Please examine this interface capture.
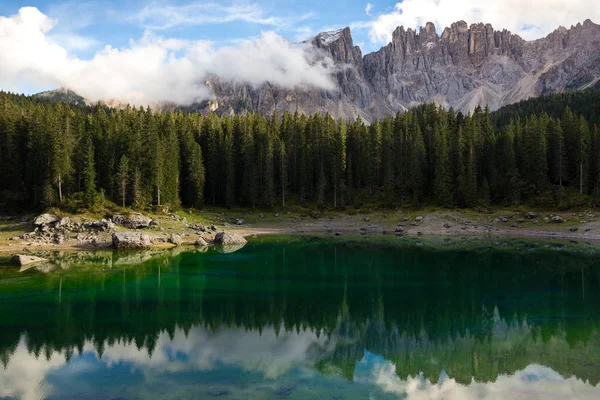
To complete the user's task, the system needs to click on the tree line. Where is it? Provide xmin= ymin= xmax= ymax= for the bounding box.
xmin=0 ymin=90 xmax=599 ymax=211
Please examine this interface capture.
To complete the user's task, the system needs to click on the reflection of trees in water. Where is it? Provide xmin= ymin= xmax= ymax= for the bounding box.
xmin=0 ymin=241 xmax=599 ymax=383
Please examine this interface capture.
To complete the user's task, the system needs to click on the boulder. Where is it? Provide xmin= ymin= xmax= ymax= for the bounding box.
xmin=311 ymin=211 xmax=322 ymax=219
xmin=415 ymin=216 xmax=424 ymax=222
xmin=214 ymin=231 xmax=248 ymax=246
xmin=86 ymin=219 xmax=115 ymax=231
xmin=33 ymin=213 xmax=59 ymax=226
xmin=11 ymin=255 xmax=47 ymax=266
xmin=524 ymin=212 xmax=538 ymax=219
xmin=195 ymin=237 xmax=208 ymax=247
xmin=55 ymin=217 xmax=72 ymax=228
xmin=169 ymin=234 xmax=183 ymax=246
xmin=552 ymin=216 xmax=566 ymax=223
xmin=112 ymin=213 xmax=153 ymax=229
xmin=235 ymin=219 xmax=245 ymax=226
xmin=570 ymin=227 xmax=579 ymax=232
xmin=112 ymin=232 xmax=152 ymax=249
xmin=443 ymin=223 xmax=452 ymax=229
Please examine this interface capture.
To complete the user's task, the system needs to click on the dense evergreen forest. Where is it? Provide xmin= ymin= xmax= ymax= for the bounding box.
xmin=0 ymin=90 xmax=599 ymax=211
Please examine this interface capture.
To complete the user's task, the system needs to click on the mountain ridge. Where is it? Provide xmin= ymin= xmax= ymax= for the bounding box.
xmin=35 ymin=20 xmax=600 ymax=121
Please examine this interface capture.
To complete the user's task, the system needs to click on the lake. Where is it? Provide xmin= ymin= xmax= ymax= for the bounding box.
xmin=1 ymin=236 xmax=600 ymax=399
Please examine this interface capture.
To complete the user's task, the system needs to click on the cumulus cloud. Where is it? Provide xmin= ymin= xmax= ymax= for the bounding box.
xmin=365 ymin=3 xmax=374 ymax=16
xmin=0 ymin=7 xmax=336 ymax=107
xmin=368 ymin=0 xmax=600 ymax=45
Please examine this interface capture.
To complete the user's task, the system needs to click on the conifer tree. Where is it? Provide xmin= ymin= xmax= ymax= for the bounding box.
xmin=82 ymin=135 xmax=96 ymax=207
xmin=117 ymin=155 xmax=129 ymax=207
xmin=433 ymin=120 xmax=453 ymax=206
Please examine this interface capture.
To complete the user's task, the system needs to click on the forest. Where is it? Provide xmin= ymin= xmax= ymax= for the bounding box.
xmin=0 ymin=89 xmax=599 ymax=212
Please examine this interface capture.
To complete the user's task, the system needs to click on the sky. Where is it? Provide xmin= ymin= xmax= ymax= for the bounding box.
xmin=0 ymin=0 xmax=599 ymax=105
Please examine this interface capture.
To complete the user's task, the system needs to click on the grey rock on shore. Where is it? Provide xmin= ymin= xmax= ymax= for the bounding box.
xmin=112 ymin=232 xmax=152 ymax=249
xmin=112 ymin=213 xmax=153 ymax=229
xmin=214 ymin=231 xmax=248 ymax=245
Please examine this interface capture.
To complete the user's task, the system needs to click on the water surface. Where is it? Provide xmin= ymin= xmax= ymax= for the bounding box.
xmin=1 ymin=237 xmax=600 ymax=399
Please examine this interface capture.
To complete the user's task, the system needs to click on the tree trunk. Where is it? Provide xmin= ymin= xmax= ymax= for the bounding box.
xmin=157 ymin=183 xmax=161 ymax=206
xmin=334 ymin=182 xmax=337 ymax=209
xmin=581 ymin=162 xmax=584 ymax=194
xmin=58 ymin=174 xmax=63 ymax=203
xmin=281 ymin=147 xmax=285 ymax=208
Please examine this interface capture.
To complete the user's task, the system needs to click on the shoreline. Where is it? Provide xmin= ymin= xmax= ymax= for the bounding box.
xmin=2 ymin=208 xmax=600 ymax=254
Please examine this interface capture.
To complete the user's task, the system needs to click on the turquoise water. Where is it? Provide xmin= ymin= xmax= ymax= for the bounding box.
xmin=1 ymin=237 xmax=600 ymax=399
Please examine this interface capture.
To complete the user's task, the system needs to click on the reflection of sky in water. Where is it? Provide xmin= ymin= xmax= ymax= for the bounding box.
xmin=2 ymin=320 xmax=600 ymax=400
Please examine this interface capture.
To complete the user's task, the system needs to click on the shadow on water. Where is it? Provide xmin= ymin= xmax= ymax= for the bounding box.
xmin=1 ymin=236 xmax=600 ymax=399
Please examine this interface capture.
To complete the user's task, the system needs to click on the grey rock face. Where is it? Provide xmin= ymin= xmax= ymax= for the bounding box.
xmin=198 ymin=20 xmax=600 ymax=121
xmin=112 ymin=232 xmax=152 ymax=249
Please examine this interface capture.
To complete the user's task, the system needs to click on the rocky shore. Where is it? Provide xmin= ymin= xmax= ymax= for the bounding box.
xmin=1 ymin=208 xmax=600 ymax=256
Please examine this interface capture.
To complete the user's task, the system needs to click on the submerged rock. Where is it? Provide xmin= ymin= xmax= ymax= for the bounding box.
xmin=216 ymin=243 xmax=247 ymax=254
xmin=11 ymin=254 xmax=48 ymax=266
xmin=112 ymin=232 xmax=152 ymax=249
xmin=214 ymin=231 xmax=247 ymax=245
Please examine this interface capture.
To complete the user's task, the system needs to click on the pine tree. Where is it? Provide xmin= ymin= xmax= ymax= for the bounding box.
xmin=547 ymin=118 xmax=565 ymax=186
xmin=82 ymin=135 xmax=96 ymax=207
xmin=433 ymin=120 xmax=453 ymax=206
xmin=117 ymin=155 xmax=129 ymax=208
xmin=457 ymin=122 xmax=477 ymax=207
xmin=576 ymin=116 xmax=591 ymax=194
xmin=332 ymin=119 xmax=347 ymax=208
xmin=222 ymin=117 xmax=235 ymax=207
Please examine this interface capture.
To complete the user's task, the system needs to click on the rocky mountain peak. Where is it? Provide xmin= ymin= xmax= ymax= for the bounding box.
xmin=37 ymin=20 xmax=600 ymax=122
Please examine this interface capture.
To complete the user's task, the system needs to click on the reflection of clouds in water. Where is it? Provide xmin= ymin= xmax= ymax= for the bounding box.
xmin=2 ymin=321 xmax=600 ymax=400
xmin=360 ymin=355 xmax=600 ymax=399
xmin=97 ymin=325 xmax=332 ymax=379
xmin=0 ymin=338 xmax=65 ymax=400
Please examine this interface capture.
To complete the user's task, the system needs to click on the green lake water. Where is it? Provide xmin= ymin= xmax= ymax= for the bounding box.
xmin=1 ymin=236 xmax=600 ymax=399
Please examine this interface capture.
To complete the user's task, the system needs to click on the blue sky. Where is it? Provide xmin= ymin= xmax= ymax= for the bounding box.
xmin=0 ymin=0 xmax=399 ymax=56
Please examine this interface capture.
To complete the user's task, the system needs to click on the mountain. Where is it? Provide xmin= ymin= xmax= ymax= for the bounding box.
xmin=193 ymin=20 xmax=600 ymax=121
xmin=36 ymin=20 xmax=600 ymax=121
xmin=34 ymin=88 xmax=88 ymax=106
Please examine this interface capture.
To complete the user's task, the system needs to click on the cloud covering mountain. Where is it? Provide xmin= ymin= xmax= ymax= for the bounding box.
xmin=0 ymin=7 xmax=336 ymax=106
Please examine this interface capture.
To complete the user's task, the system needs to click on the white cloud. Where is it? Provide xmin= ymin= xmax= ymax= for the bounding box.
xmin=0 ymin=7 xmax=335 ymax=107
xmin=365 ymin=3 xmax=374 ymax=17
xmin=367 ymin=0 xmax=600 ymax=45
xmin=48 ymin=33 xmax=99 ymax=51
xmin=137 ymin=2 xmax=282 ymax=30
